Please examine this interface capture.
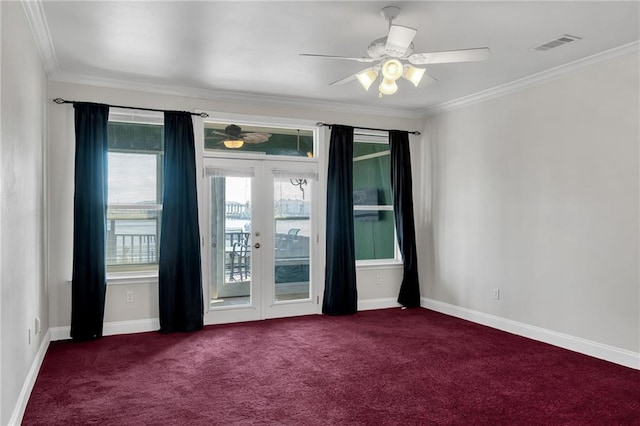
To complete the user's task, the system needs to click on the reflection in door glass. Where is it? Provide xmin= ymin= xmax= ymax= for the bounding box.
xmin=204 ymin=123 xmax=314 ymax=158
xmin=210 ymin=176 xmax=252 ymax=308
xmin=274 ymin=176 xmax=311 ymax=301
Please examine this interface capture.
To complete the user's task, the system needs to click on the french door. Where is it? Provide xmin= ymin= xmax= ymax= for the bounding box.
xmin=202 ymin=157 xmax=319 ymax=324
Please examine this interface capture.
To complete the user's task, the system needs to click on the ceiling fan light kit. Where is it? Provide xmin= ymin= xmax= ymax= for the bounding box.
xmin=356 ymin=68 xmax=379 ymax=91
xmin=378 ymin=78 xmax=398 ymax=96
xmin=403 ymin=65 xmax=426 ymax=87
xmin=300 ymin=5 xmax=489 ymax=97
xmin=381 ymin=58 xmax=403 ymax=80
xmin=223 ymin=139 xmax=244 ymax=149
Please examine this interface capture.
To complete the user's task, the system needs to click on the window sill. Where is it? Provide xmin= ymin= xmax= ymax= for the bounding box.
xmin=356 ymin=261 xmax=403 ymax=270
xmin=107 ymin=271 xmax=158 ymax=285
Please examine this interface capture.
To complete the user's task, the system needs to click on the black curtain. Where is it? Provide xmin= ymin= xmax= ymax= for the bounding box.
xmin=323 ymin=125 xmax=358 ymax=315
xmin=158 ymin=112 xmax=203 ymax=333
xmin=71 ymin=102 xmax=110 ymax=341
xmin=390 ymin=130 xmax=421 ymax=308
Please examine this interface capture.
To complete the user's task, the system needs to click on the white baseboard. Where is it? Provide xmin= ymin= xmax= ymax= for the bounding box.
xmin=8 ymin=330 xmax=51 ymax=426
xmin=49 ymin=326 xmax=69 ymax=341
xmin=50 ymin=318 xmax=160 ymax=341
xmin=358 ymin=297 xmax=401 ymax=311
xmin=422 ymin=297 xmax=640 ymax=370
xmin=49 ymin=303 xmax=402 ymax=340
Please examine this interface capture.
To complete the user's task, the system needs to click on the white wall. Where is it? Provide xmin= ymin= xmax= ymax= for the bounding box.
xmin=48 ymin=80 xmax=421 ymax=330
xmin=0 ymin=2 xmax=48 ymax=424
xmin=415 ymin=53 xmax=639 ymax=354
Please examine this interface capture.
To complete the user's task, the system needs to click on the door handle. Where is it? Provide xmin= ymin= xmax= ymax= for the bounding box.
xmin=254 ymin=242 xmax=261 ymax=249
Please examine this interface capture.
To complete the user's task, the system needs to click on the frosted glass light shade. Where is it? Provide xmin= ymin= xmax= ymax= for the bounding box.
xmin=356 ymin=68 xmax=379 ymax=91
xmin=404 ymin=65 xmax=426 ymax=87
xmin=378 ymin=78 xmax=398 ymax=96
xmin=224 ymin=139 xmax=244 ymax=149
xmin=381 ymin=59 xmax=403 ymax=81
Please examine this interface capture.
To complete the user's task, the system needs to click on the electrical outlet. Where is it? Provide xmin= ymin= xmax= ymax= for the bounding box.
xmin=376 ymin=275 xmax=382 ymax=285
xmin=35 ymin=317 xmax=41 ymax=334
xmin=126 ymin=291 xmax=134 ymax=303
xmin=493 ymin=288 xmax=500 ymax=300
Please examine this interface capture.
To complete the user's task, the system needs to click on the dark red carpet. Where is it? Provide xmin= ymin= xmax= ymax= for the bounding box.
xmin=23 ymin=309 xmax=640 ymax=425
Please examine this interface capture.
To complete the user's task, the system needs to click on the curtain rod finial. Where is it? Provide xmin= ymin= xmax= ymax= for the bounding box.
xmin=53 ymin=98 xmax=66 ymax=104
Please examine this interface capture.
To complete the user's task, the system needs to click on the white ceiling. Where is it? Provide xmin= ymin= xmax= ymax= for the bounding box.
xmin=33 ymin=1 xmax=640 ymax=115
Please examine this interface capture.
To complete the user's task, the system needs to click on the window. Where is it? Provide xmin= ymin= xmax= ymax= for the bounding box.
xmin=204 ymin=122 xmax=314 ymax=158
xmin=353 ymin=133 xmax=399 ymax=263
xmin=106 ymin=116 xmax=163 ymax=272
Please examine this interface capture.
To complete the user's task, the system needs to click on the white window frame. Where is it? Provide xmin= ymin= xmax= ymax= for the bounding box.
xmin=201 ymin=111 xmax=319 ymax=162
xmin=106 ymin=109 xmax=164 ymax=281
xmin=353 ymin=131 xmax=401 ymax=267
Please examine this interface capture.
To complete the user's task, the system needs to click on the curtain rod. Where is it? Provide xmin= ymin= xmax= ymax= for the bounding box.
xmin=316 ymin=121 xmax=421 ymax=136
xmin=53 ymin=98 xmax=209 ymax=118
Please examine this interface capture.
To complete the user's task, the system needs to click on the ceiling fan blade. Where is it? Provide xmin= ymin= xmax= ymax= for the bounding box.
xmin=408 ymin=47 xmax=490 ymax=65
xmin=329 ymin=73 xmax=357 ymax=86
xmin=242 ymin=133 xmax=271 ymax=144
xmin=299 ymin=53 xmax=377 ymax=63
xmin=384 ymin=25 xmax=417 ymax=56
xmin=209 ymin=129 xmax=232 ymax=137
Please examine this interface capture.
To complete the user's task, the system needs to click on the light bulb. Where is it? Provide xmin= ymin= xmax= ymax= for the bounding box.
xmin=381 ymin=59 xmax=403 ymax=81
xmin=356 ymin=68 xmax=379 ymax=91
xmin=403 ymin=65 xmax=426 ymax=87
xmin=378 ymin=78 xmax=398 ymax=96
xmin=223 ymin=139 xmax=244 ymax=149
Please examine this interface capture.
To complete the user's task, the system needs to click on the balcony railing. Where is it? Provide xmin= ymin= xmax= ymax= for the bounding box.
xmin=107 ymin=232 xmax=157 ymax=265
xmin=105 ymin=229 xmax=308 ymax=268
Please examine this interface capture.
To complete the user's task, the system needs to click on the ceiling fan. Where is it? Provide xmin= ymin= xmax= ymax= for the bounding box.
xmin=205 ymin=124 xmax=271 ymax=149
xmin=300 ymin=6 xmax=490 ymax=97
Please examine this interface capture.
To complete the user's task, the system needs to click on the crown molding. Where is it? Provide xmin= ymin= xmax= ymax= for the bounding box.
xmin=49 ymin=71 xmax=426 ymax=120
xmin=24 ymin=0 xmax=421 ymax=119
xmin=21 ymin=0 xmax=59 ymax=76
xmin=25 ymin=0 xmax=638 ymax=122
xmin=422 ymin=40 xmax=640 ymax=117
xmin=50 ymin=39 xmax=639 ymax=122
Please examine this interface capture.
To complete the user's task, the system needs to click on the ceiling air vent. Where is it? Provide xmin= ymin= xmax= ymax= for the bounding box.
xmin=534 ymin=34 xmax=582 ymax=51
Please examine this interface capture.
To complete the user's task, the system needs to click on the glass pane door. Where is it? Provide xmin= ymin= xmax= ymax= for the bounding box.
xmin=209 ymin=174 xmax=252 ymax=305
xmin=202 ymin=158 xmax=318 ymax=324
xmin=273 ymin=174 xmax=312 ymax=302
xmin=204 ymin=160 xmax=261 ymax=324
xmin=263 ymin=162 xmax=318 ymax=319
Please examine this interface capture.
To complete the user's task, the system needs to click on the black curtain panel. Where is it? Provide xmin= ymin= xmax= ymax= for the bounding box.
xmin=71 ymin=102 xmax=110 ymax=341
xmin=390 ymin=130 xmax=421 ymax=308
xmin=323 ymin=125 xmax=358 ymax=315
xmin=159 ymin=112 xmax=203 ymax=333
